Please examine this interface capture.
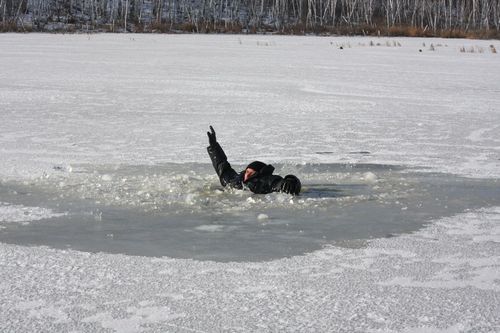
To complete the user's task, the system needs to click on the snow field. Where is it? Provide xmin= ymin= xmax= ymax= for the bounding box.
xmin=0 ymin=34 xmax=499 ymax=179
xmin=0 ymin=34 xmax=500 ymax=332
xmin=1 ymin=207 xmax=499 ymax=332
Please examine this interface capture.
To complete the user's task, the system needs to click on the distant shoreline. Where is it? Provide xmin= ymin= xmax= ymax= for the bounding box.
xmin=2 ymin=0 xmax=500 ymax=40
xmin=2 ymin=27 xmax=500 ymax=40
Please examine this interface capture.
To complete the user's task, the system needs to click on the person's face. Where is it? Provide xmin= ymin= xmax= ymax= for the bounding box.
xmin=244 ymin=168 xmax=256 ymax=182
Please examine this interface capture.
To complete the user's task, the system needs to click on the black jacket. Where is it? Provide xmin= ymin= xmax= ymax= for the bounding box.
xmin=207 ymin=142 xmax=284 ymax=194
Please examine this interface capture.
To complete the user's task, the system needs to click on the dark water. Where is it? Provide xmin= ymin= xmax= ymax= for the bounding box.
xmin=0 ymin=163 xmax=499 ymax=262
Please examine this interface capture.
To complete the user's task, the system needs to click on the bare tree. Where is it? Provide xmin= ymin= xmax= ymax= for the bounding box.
xmin=2 ymin=0 xmax=500 ymax=33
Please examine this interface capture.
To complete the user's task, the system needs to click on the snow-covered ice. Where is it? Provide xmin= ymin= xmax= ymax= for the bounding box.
xmin=1 ymin=34 xmax=500 ymax=332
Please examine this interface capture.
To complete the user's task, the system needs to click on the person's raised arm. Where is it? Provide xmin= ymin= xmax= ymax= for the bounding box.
xmin=206 ymin=126 xmax=241 ymax=188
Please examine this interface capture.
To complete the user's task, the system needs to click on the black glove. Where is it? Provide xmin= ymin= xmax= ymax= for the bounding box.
xmin=207 ymin=125 xmax=217 ymax=146
xmin=280 ymin=175 xmax=301 ymax=195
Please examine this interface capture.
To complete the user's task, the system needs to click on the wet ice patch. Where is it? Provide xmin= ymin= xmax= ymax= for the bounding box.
xmin=0 ymin=163 xmax=499 ymax=262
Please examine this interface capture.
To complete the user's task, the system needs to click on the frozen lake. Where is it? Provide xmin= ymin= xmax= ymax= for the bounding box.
xmin=1 ymin=34 xmax=499 ymax=332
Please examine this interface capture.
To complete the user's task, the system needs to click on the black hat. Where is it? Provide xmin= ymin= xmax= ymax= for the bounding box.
xmin=246 ymin=161 xmax=267 ymax=172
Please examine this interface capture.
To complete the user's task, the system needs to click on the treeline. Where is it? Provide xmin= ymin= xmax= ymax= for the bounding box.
xmin=1 ymin=0 xmax=500 ymax=37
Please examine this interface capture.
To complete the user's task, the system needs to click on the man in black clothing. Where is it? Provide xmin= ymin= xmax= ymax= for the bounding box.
xmin=207 ymin=126 xmax=301 ymax=195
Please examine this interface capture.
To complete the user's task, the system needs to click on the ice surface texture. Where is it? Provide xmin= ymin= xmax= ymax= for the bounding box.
xmin=1 ymin=208 xmax=499 ymax=332
xmin=1 ymin=34 xmax=500 ymax=332
xmin=0 ymin=34 xmax=499 ymax=180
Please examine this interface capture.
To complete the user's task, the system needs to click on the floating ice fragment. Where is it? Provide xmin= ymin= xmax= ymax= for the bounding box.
xmin=101 ymin=174 xmax=113 ymax=181
xmin=195 ymin=225 xmax=224 ymax=232
xmin=362 ymin=172 xmax=377 ymax=183
xmin=185 ymin=193 xmax=198 ymax=205
xmin=0 ymin=203 xmax=67 ymax=223
xmin=257 ymin=213 xmax=269 ymax=221
xmin=274 ymin=193 xmax=288 ymax=203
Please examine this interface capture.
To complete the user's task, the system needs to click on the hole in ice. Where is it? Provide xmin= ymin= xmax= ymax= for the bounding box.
xmin=0 ymin=163 xmax=499 ymax=262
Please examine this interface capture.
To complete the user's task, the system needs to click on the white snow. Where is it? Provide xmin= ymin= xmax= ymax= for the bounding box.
xmin=1 ymin=34 xmax=499 ymax=332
